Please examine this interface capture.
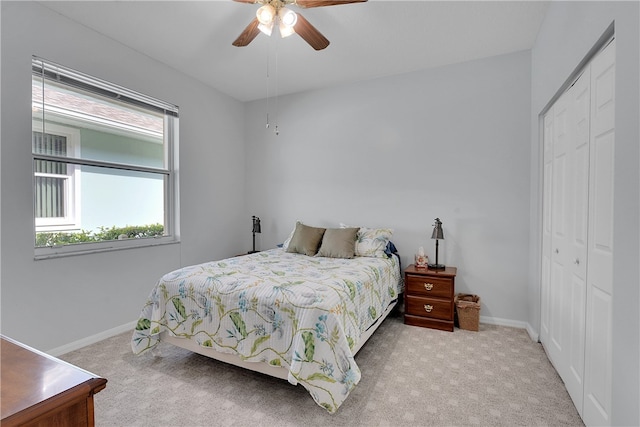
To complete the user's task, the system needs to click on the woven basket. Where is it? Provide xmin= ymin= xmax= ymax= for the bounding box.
xmin=454 ymin=294 xmax=481 ymax=331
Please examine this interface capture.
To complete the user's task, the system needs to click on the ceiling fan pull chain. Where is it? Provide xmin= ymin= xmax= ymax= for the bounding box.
xmin=265 ymin=42 xmax=271 ymax=129
xmin=273 ymin=36 xmax=280 ymax=136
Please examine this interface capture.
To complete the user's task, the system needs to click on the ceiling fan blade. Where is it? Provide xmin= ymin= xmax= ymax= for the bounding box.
xmin=232 ymin=18 xmax=261 ymax=47
xmin=294 ymin=13 xmax=330 ymax=50
xmin=294 ymin=0 xmax=367 ymax=8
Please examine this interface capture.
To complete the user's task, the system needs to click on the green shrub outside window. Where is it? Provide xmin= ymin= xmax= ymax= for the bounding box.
xmin=35 ymin=224 xmax=164 ymax=247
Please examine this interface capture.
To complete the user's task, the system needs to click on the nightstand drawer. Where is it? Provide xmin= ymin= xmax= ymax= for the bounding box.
xmin=405 ymin=274 xmax=453 ymax=299
xmin=405 ymin=295 xmax=453 ymax=321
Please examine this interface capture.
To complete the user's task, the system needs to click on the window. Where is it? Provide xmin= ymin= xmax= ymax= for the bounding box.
xmin=32 ymin=57 xmax=179 ymax=258
xmin=33 ymin=123 xmax=81 ymax=231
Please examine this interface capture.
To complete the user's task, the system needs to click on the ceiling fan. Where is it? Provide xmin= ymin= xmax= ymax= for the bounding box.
xmin=232 ymin=0 xmax=368 ymax=51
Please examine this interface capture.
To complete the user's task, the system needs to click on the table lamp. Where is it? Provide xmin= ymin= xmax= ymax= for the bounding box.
xmin=428 ymin=217 xmax=445 ymax=270
xmin=249 ymin=215 xmax=261 ymax=253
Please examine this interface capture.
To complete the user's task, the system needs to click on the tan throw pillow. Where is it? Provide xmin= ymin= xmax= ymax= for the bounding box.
xmin=286 ymin=222 xmax=326 ymax=256
xmin=317 ymin=227 xmax=359 ymax=258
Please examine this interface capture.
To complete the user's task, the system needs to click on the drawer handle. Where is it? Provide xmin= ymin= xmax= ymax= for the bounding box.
xmin=424 ymin=304 xmax=433 ymax=313
xmin=424 ymin=283 xmax=434 ymax=291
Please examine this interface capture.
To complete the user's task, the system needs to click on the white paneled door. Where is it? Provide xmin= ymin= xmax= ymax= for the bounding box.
xmin=540 ymin=110 xmax=553 ymax=344
xmin=584 ymin=39 xmax=615 ymax=427
xmin=540 ymin=38 xmax=615 ymax=426
xmin=565 ymin=65 xmax=590 ymax=413
xmin=548 ymin=88 xmax=571 ymax=371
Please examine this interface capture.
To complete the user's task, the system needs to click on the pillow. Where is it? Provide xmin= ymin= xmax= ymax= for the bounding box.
xmin=282 ymin=223 xmax=297 ymax=250
xmin=356 ymin=227 xmax=393 ymax=258
xmin=340 ymin=223 xmax=393 ymax=258
xmin=286 ymin=222 xmax=326 ymax=256
xmin=384 ymin=240 xmax=398 ymax=257
xmin=316 ymin=227 xmax=359 ymax=259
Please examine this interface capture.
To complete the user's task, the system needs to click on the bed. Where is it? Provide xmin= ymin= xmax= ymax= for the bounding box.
xmin=131 ymin=224 xmax=402 ymax=413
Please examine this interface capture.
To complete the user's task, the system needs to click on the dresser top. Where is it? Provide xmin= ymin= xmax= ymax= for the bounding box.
xmin=1 ymin=335 xmax=106 ymax=420
xmin=405 ymin=264 xmax=457 ymax=277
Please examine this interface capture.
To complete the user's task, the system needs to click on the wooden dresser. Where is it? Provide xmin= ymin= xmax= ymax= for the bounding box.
xmin=404 ymin=264 xmax=457 ymax=332
xmin=1 ymin=335 xmax=107 ymax=427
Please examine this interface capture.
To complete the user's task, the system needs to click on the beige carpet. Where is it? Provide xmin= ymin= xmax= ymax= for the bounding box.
xmin=62 ymin=310 xmax=584 ymax=426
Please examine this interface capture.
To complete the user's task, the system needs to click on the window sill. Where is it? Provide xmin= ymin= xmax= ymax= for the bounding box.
xmin=34 ymin=237 xmax=180 ymax=261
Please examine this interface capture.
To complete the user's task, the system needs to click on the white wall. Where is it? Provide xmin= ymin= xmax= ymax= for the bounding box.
xmin=0 ymin=2 xmax=247 ymax=351
xmin=245 ymin=50 xmax=532 ymax=326
xmin=3 ymin=4 xmax=637 ymax=422
xmin=529 ymin=2 xmax=640 ymax=425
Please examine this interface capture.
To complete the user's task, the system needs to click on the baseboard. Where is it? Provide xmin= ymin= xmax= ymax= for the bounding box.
xmin=47 ymin=320 xmax=136 ymax=357
xmin=479 ymin=315 xmax=526 ymax=329
xmin=478 ymin=316 xmax=539 ymax=342
xmin=525 ymin=323 xmax=539 ymax=342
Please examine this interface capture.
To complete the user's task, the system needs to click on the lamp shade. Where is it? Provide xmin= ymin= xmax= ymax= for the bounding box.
xmin=258 ymin=22 xmax=274 ymax=36
xmin=252 ymin=216 xmax=261 ymax=233
xmin=278 ymin=8 xmax=297 ymax=38
xmin=256 ymin=4 xmax=275 ymax=25
xmin=256 ymin=4 xmax=275 ymax=35
xmin=279 ymin=21 xmax=296 ymax=38
xmin=431 ymin=218 xmax=444 ymax=240
xmin=279 ymin=8 xmax=297 ymax=27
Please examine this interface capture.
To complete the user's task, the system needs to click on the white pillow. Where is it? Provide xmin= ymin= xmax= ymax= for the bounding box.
xmin=339 ymin=223 xmax=393 ymax=258
xmin=282 ymin=221 xmax=299 ymax=250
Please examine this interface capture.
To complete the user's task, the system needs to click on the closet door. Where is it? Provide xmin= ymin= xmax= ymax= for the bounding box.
xmin=583 ymin=39 xmax=615 ymax=427
xmin=540 ymin=39 xmax=615 ymax=426
xmin=564 ymin=67 xmax=590 ymax=411
xmin=540 ymin=111 xmax=554 ymax=344
xmin=545 ymin=71 xmax=591 ymax=411
xmin=546 ymin=88 xmax=572 ymax=372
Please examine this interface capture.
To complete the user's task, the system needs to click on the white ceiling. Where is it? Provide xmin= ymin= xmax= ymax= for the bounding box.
xmin=39 ymin=0 xmax=549 ymax=102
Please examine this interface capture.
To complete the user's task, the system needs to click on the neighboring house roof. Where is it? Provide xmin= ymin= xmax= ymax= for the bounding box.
xmin=32 ymin=81 xmax=163 ymax=136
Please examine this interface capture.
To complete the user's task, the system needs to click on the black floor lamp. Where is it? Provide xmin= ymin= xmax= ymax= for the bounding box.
xmin=249 ymin=216 xmax=261 ymax=253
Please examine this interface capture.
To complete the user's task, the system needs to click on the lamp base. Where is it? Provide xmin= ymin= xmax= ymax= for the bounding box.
xmin=428 ymin=263 xmax=446 ymax=270
xmin=247 ymin=250 xmax=259 ymax=254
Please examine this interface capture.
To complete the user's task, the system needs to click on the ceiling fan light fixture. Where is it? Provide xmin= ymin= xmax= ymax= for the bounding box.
xmin=279 ymin=8 xmax=297 ymax=27
xmin=278 ymin=21 xmax=295 ymax=38
xmin=278 ymin=8 xmax=297 ymax=38
xmin=258 ymin=21 xmax=274 ymax=36
xmin=256 ymin=4 xmax=276 ymax=26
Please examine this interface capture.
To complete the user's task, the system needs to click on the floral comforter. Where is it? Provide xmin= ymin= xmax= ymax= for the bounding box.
xmin=131 ymin=248 xmax=402 ymax=413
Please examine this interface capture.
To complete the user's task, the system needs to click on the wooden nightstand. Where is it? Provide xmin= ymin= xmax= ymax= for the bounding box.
xmin=404 ymin=264 xmax=457 ymax=332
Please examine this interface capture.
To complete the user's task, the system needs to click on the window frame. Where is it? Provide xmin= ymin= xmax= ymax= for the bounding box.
xmin=32 ymin=56 xmax=180 ymax=260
